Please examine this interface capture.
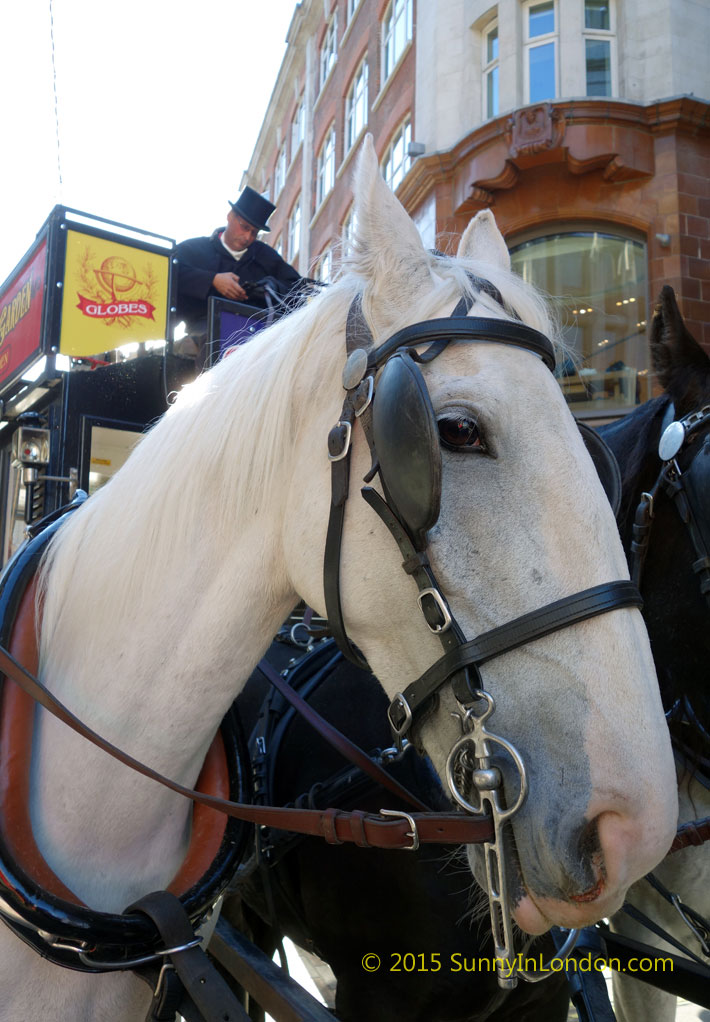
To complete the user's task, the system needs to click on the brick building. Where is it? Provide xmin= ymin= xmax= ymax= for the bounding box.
xmin=245 ymin=0 xmax=710 ymax=418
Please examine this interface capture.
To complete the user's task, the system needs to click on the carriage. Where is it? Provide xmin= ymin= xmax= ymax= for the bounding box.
xmin=0 ymin=139 xmax=707 ymax=1022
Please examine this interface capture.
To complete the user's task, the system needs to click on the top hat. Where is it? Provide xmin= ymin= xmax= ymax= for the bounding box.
xmin=229 ymin=186 xmax=275 ymax=233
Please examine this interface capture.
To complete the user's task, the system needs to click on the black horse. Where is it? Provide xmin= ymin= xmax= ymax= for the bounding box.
xmin=227 ymin=632 xmax=572 ymax=1022
xmin=223 ymin=285 xmax=710 ymax=1022
xmin=598 ymin=286 xmax=710 ymax=1022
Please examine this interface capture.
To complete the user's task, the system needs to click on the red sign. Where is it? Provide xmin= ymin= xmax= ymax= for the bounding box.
xmin=0 ymin=240 xmax=47 ymax=389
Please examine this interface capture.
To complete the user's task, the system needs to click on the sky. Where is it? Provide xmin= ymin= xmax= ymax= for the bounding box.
xmin=0 ymin=0 xmax=299 ymax=285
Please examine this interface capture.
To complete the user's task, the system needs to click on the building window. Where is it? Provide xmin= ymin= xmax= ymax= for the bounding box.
xmin=342 ymin=206 xmax=359 ymax=255
xmin=320 ymin=14 xmax=338 ymax=90
xmin=288 ymin=199 xmax=301 ymax=262
xmin=524 ymin=0 xmax=557 ymax=103
xmin=346 ymin=0 xmax=362 ymax=24
xmin=273 ymin=144 xmax=287 ymax=198
xmin=382 ymin=119 xmax=412 ymax=191
xmin=345 ymin=59 xmax=369 ymax=152
xmin=483 ymin=20 xmax=499 ymax=120
xmin=316 ymin=125 xmax=336 ymax=207
xmin=510 ymin=230 xmax=649 ymax=415
xmin=382 ymin=0 xmax=413 ymax=82
xmin=291 ymin=97 xmax=305 ymax=154
xmin=316 ymin=247 xmax=333 ymax=283
xmin=584 ymin=0 xmax=614 ymax=97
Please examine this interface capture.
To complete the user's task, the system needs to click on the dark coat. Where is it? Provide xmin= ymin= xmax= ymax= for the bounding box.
xmin=174 ymin=231 xmax=305 ymax=333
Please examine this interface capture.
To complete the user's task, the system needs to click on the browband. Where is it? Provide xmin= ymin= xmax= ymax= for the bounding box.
xmin=367 ymin=317 xmax=556 ymax=372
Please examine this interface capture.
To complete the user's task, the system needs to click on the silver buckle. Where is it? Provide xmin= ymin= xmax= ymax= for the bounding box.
xmin=379 ymin=808 xmax=420 ymax=851
xmin=354 ymin=375 xmax=374 ymax=416
xmin=328 ymin=420 xmax=352 ymax=461
xmin=417 ymin=588 xmax=452 ymax=633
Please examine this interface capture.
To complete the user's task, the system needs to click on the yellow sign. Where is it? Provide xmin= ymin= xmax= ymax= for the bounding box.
xmin=59 ymin=230 xmax=169 ymax=357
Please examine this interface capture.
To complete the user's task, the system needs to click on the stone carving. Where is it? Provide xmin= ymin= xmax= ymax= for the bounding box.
xmin=505 ymin=104 xmax=566 ymax=158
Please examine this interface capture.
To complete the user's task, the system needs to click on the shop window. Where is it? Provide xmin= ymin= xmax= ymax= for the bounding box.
xmin=510 ymin=230 xmax=650 ymax=415
xmin=382 ymin=0 xmax=413 ymax=82
xmin=483 ymin=20 xmax=499 ymax=120
xmin=524 ymin=0 xmax=557 ymax=103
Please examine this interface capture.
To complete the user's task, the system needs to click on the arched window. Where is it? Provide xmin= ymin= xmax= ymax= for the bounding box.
xmin=510 ymin=229 xmax=650 ymax=415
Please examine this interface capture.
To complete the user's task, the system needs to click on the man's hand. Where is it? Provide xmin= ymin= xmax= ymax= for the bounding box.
xmin=213 ymin=272 xmax=248 ymax=301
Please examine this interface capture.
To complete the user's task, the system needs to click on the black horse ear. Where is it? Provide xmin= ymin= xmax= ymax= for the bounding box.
xmin=650 ymin=286 xmax=710 ymax=413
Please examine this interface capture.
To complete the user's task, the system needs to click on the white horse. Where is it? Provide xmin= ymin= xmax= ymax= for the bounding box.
xmin=0 ymin=136 xmax=677 ymax=1021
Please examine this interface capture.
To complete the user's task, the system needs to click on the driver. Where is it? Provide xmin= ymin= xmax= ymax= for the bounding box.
xmin=174 ymin=186 xmax=306 ymax=367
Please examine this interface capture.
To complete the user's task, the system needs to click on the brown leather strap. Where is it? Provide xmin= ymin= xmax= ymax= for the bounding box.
xmin=257 ymin=657 xmax=431 ymax=811
xmin=0 ymin=643 xmax=494 ymax=849
xmin=669 ymin=815 xmax=710 ymax=853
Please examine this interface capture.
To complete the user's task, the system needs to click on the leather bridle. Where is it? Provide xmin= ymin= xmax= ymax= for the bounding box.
xmin=322 ymin=289 xmax=642 ymax=985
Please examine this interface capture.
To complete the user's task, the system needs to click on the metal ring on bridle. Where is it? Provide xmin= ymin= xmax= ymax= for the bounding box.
xmin=445 ymin=729 xmax=528 ymax=822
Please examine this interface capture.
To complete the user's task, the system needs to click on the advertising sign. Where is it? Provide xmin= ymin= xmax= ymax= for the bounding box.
xmin=59 ymin=230 xmax=170 ymax=357
xmin=0 ymin=240 xmax=48 ymax=389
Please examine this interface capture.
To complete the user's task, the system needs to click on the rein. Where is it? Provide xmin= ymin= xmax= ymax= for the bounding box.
xmin=0 ymin=640 xmax=493 ymax=852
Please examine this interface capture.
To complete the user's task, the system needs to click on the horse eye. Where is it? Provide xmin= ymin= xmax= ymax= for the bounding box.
xmin=438 ymin=416 xmax=485 ymax=452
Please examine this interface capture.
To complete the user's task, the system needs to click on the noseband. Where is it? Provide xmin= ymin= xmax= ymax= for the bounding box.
xmin=323 ymin=287 xmax=640 ymax=986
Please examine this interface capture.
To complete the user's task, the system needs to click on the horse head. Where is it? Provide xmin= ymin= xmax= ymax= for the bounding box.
xmin=285 ymin=137 xmax=677 ymax=938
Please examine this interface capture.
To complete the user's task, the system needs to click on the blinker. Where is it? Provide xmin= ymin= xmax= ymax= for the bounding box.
xmin=371 ymin=351 xmax=442 ymax=551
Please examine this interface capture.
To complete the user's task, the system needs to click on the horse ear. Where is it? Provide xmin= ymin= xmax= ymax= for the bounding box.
xmin=351 ymin=135 xmax=433 ymax=332
xmin=650 ymin=285 xmax=710 ymax=412
xmin=457 ymin=210 xmax=511 ymax=271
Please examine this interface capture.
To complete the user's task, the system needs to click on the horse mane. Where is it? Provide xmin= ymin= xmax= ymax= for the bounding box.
xmin=38 ymin=241 xmax=562 ymax=668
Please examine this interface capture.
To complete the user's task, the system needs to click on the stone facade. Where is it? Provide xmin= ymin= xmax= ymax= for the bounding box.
xmin=244 ymin=0 xmax=710 ymax=357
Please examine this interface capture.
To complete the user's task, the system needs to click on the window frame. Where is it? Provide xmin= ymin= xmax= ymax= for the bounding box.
xmin=381 ymin=118 xmax=412 ymax=192
xmin=382 ymin=0 xmax=413 ymax=83
xmin=319 ymin=13 xmax=338 ymax=92
xmin=291 ymin=96 xmax=305 ymax=156
xmin=583 ymin=0 xmax=616 ymax=97
xmin=316 ymin=124 xmax=336 ymax=208
xmin=288 ymin=198 xmax=301 ymax=263
xmin=523 ymin=0 xmax=558 ymax=104
xmin=482 ymin=19 xmax=500 ymax=121
xmin=273 ymin=144 xmax=287 ymax=199
xmin=345 ymin=58 xmax=369 ymax=154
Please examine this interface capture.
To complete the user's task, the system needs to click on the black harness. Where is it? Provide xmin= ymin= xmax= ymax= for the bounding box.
xmin=324 ymin=292 xmax=635 ymax=747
